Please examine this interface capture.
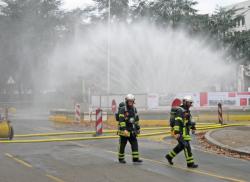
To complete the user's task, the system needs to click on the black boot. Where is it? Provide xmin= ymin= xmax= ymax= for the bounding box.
xmin=133 ymin=159 xmax=143 ymax=163
xmin=187 ymin=163 xmax=198 ymax=168
xmin=165 ymin=154 xmax=174 ymax=165
xmin=119 ymin=159 xmax=126 ymax=164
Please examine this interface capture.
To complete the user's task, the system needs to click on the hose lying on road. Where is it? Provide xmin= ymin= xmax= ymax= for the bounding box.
xmin=0 ymin=131 xmax=171 ymax=144
xmin=14 ymin=124 xmax=224 ymax=138
xmin=0 ymin=124 xmax=248 ymax=144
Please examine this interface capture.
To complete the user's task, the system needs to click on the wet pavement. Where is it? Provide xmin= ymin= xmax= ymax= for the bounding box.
xmin=206 ymin=126 xmax=250 ymax=154
xmin=0 ymin=111 xmax=250 ymax=182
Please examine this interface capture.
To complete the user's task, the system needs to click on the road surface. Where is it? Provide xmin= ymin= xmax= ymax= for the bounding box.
xmin=0 ymin=110 xmax=249 ymax=182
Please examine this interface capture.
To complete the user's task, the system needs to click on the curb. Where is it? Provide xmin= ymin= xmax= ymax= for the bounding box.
xmin=205 ymin=128 xmax=250 ymax=155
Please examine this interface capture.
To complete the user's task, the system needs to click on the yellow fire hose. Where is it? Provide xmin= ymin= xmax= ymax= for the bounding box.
xmin=14 ymin=124 xmax=223 ymax=138
xmin=14 ymin=127 xmax=174 ymax=138
xmin=0 ymin=123 xmax=248 ymax=144
xmin=0 ymin=131 xmax=170 ymax=144
xmin=15 ymin=130 xmax=116 ymax=138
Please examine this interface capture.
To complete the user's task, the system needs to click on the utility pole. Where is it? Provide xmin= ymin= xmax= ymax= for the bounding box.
xmin=107 ymin=0 xmax=111 ymax=94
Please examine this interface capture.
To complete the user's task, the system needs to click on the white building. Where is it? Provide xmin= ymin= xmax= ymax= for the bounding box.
xmin=225 ymin=0 xmax=250 ymax=32
xmin=225 ymin=1 xmax=250 ymax=91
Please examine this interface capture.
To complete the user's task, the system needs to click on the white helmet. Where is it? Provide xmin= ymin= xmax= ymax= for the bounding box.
xmin=125 ymin=94 xmax=135 ymax=101
xmin=183 ymin=96 xmax=193 ymax=103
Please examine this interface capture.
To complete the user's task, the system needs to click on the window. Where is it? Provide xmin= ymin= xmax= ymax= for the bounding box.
xmin=242 ymin=17 xmax=245 ymax=26
xmin=238 ymin=19 xmax=241 ymax=27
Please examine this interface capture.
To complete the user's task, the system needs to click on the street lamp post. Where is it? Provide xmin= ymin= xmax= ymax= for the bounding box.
xmin=107 ymin=0 xmax=111 ymax=95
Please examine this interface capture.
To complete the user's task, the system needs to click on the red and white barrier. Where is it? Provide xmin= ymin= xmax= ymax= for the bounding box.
xmin=111 ymin=99 xmax=117 ymax=114
xmin=218 ymin=103 xmax=223 ymax=125
xmin=96 ymin=108 xmax=103 ymax=135
xmin=75 ymin=104 xmax=81 ymax=123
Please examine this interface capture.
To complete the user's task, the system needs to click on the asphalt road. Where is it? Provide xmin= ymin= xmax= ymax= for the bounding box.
xmin=0 ymin=110 xmax=249 ymax=182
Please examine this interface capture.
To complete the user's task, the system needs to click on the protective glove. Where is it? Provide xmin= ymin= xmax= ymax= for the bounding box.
xmin=174 ymin=134 xmax=180 ymax=140
xmin=191 ymin=129 xmax=196 ymax=135
xmin=124 ymin=130 xmax=130 ymax=137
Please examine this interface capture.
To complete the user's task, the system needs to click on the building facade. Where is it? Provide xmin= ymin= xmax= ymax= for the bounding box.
xmin=225 ymin=0 xmax=250 ymax=32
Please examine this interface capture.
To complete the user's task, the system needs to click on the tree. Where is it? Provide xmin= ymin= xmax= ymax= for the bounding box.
xmin=0 ymin=0 xmax=65 ymax=96
xmin=130 ymin=0 xmax=154 ymax=22
xmin=229 ymin=30 xmax=250 ymax=63
xmin=92 ymin=0 xmax=129 ymax=22
xmin=208 ymin=8 xmax=236 ymax=41
xmin=206 ymin=8 xmax=250 ymax=63
xmin=150 ymin=0 xmax=198 ymax=27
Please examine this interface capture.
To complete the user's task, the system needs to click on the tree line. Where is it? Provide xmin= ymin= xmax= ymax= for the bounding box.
xmin=0 ymin=0 xmax=249 ymax=96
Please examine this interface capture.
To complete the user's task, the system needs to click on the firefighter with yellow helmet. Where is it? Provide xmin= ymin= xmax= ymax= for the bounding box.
xmin=166 ymin=96 xmax=198 ymax=168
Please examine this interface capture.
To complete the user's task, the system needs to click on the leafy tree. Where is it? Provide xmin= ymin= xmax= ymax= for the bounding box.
xmin=150 ymin=0 xmax=198 ymax=27
xmin=130 ymin=0 xmax=154 ymax=22
xmin=0 ymin=0 xmax=65 ymax=95
xmin=92 ymin=0 xmax=129 ymax=22
xmin=208 ymin=8 xmax=236 ymax=40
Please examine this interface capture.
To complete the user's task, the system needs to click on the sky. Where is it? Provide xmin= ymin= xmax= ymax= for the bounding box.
xmin=62 ymin=0 xmax=248 ymax=14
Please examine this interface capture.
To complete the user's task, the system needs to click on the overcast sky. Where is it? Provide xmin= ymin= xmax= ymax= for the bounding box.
xmin=62 ymin=0 xmax=247 ymax=14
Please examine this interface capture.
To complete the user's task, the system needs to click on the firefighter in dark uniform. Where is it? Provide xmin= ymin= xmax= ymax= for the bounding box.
xmin=117 ymin=94 xmax=143 ymax=164
xmin=166 ymin=96 xmax=198 ymax=168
